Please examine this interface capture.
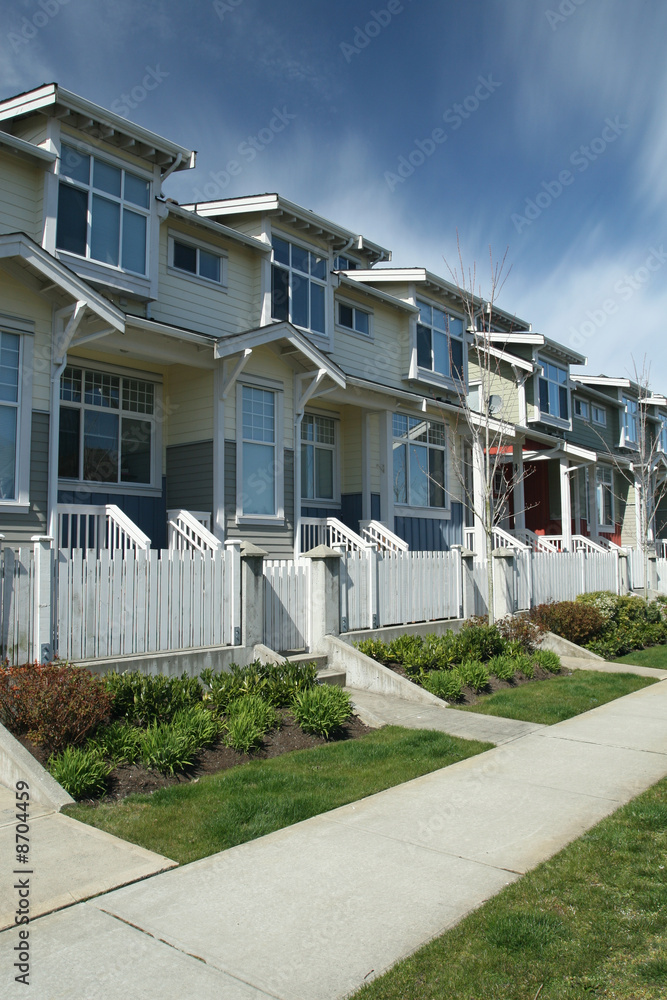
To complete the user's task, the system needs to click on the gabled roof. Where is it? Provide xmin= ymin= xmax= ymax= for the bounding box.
xmin=0 ymin=84 xmax=195 ymax=173
xmin=163 ymin=201 xmax=271 ymax=254
xmin=336 ymin=274 xmax=418 ymax=312
xmin=180 ymin=194 xmax=391 ymax=265
xmin=214 ymin=321 xmax=346 ymax=387
xmin=0 ymin=129 xmax=56 ymax=166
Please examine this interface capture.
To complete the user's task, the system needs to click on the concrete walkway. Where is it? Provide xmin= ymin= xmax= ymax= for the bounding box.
xmin=1 ymin=677 xmax=666 ymax=1000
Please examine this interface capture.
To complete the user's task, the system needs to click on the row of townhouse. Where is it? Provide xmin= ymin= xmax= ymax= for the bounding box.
xmin=0 ymin=82 xmax=664 ymax=562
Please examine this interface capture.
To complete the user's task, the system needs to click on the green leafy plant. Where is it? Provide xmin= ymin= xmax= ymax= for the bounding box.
xmin=515 ymin=655 xmax=534 ymax=679
xmin=105 ymin=671 xmax=202 ymax=726
xmin=353 ymin=638 xmax=391 ymax=663
xmin=496 ymin=615 xmax=545 ymax=652
xmin=0 ymin=661 xmax=112 ymax=754
xmin=291 ymin=685 xmax=352 ymax=738
xmin=139 ymin=722 xmax=199 ymax=775
xmin=532 ymin=650 xmax=561 ymax=674
xmin=422 ymin=669 xmax=463 ymax=702
xmin=48 ymin=746 xmax=110 ymax=800
xmin=87 ymin=720 xmax=143 ymax=765
xmin=201 ymin=661 xmax=317 ymax=712
xmin=456 ymin=622 xmax=505 ymax=662
xmin=530 ymin=601 xmax=605 ymax=645
xmin=456 ymin=659 xmax=490 ymax=693
xmin=172 ymin=704 xmax=221 ymax=749
xmin=488 ymin=655 xmax=517 ymax=682
xmin=222 ymin=694 xmax=278 ymax=753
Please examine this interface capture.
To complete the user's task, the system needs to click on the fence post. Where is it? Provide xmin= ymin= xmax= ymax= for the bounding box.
xmin=367 ymin=547 xmax=378 ymax=630
xmin=240 ymin=541 xmax=267 ymax=648
xmin=452 ymin=545 xmax=474 ymax=620
xmin=617 ymin=550 xmax=629 ymax=595
xmin=646 ymin=551 xmax=658 ymax=595
xmin=492 ymin=548 xmax=515 ymax=619
xmin=304 ymin=545 xmax=342 ymax=653
xmin=225 ymin=539 xmax=242 ymax=645
xmin=31 ymin=536 xmax=54 ymax=663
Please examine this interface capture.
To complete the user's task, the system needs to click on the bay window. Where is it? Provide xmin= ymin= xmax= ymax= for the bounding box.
xmin=416 ymin=300 xmax=464 ymax=381
xmin=392 ymin=414 xmax=446 ymax=509
xmin=271 ymin=236 xmax=327 ymax=336
xmin=301 ymin=414 xmax=335 ymax=501
xmin=58 ymin=365 xmax=157 ymax=487
xmin=56 ymin=143 xmax=150 ymax=275
xmin=538 ymin=360 xmax=569 ymax=422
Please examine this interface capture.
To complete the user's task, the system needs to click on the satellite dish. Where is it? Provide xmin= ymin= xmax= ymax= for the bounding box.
xmin=488 ymin=394 xmax=504 ymax=415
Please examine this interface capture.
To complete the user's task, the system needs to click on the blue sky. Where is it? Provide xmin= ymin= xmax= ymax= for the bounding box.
xmin=2 ymin=0 xmax=666 ymax=386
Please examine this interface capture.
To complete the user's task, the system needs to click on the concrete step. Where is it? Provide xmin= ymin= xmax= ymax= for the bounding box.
xmin=285 ymin=652 xmax=346 ymax=687
xmin=317 ymin=668 xmax=347 ymax=687
xmin=286 ymin=652 xmax=329 ymax=670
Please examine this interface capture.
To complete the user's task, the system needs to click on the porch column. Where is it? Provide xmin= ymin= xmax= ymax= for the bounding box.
xmin=472 ymin=438 xmax=485 ymax=556
xmin=588 ymin=467 xmax=599 ymax=539
xmin=361 ymin=410 xmax=371 ymax=522
xmin=379 ymin=410 xmax=394 ymax=532
xmin=559 ymin=459 xmax=573 ymax=551
xmin=213 ymin=365 xmax=226 ymax=541
xmin=512 ymin=439 xmax=525 ymax=531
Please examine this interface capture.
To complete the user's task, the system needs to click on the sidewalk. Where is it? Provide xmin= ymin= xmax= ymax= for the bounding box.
xmin=1 ymin=678 xmax=666 ymax=999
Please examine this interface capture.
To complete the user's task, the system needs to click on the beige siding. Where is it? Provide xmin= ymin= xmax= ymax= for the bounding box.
xmin=12 ymin=120 xmax=49 ymax=146
xmin=340 ymin=406 xmax=362 ymax=493
xmin=0 ymin=152 xmax=42 ymax=240
xmin=332 ymin=296 xmax=409 ymax=388
xmin=165 ymin=367 xmax=214 ymax=447
xmin=369 ymin=413 xmax=381 ymax=493
xmin=0 ymin=272 xmax=52 ymax=410
xmin=224 ymin=347 xmax=295 ymax=448
xmin=467 ymin=360 xmax=520 ymax=424
xmin=151 ymin=222 xmax=261 ymax=337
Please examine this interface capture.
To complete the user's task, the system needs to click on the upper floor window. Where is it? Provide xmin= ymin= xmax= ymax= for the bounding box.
xmin=337 ymin=301 xmax=370 ymax=336
xmin=333 ymin=255 xmax=359 ymax=270
xmin=392 ymin=413 xmax=446 ymax=509
xmin=416 ymin=300 xmax=464 ymax=381
xmin=592 ymin=404 xmax=606 ymax=426
xmin=538 ymin=360 xmax=569 ymax=421
xmin=58 ymin=365 xmax=157 ymax=486
xmin=0 ymin=331 xmax=21 ymax=500
xmin=271 ymin=236 xmax=327 ymax=336
xmin=170 ymin=236 xmax=224 ymax=284
xmin=301 ymin=414 xmax=336 ymax=501
xmin=622 ymin=396 xmax=638 ymax=444
xmin=659 ymin=418 xmax=667 ymax=453
xmin=574 ymin=399 xmax=589 ymax=420
xmin=56 ymin=143 xmax=150 ymax=275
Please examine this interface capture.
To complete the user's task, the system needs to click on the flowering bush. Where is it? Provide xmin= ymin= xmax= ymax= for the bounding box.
xmin=529 ymin=601 xmax=606 ymax=646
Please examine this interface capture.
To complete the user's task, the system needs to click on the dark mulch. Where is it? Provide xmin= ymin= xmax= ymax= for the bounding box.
xmin=380 ymin=660 xmax=565 ymax=705
xmin=16 ymin=707 xmax=372 ymax=804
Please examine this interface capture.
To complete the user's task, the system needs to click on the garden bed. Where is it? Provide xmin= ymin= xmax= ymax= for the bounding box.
xmin=381 ymin=658 xmax=557 ymax=705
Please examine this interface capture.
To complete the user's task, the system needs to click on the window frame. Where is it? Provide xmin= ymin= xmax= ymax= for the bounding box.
xmin=300 ymin=411 xmax=339 ymax=506
xmin=167 ymin=231 xmax=227 ymax=288
xmin=574 ymin=398 xmax=590 ymax=421
xmin=414 ymin=297 xmax=466 ymax=386
xmin=536 ymin=357 xmax=570 ymax=427
xmin=621 ymin=395 xmax=639 ymax=446
xmin=57 ymin=361 xmax=162 ymax=495
xmin=270 ymin=231 xmax=329 ymax=341
xmin=56 ymin=141 xmax=152 ymax=277
xmin=0 ymin=325 xmax=33 ymax=511
xmin=659 ymin=416 xmax=667 ymax=454
xmin=392 ymin=412 xmax=449 ymax=514
xmin=236 ymin=380 xmax=285 ymax=525
xmin=335 ymin=297 xmax=373 ymax=339
xmin=592 ymin=404 xmax=607 ymax=426
xmin=595 ymin=465 xmax=615 ymax=531
xmin=333 ymin=254 xmax=361 ymax=271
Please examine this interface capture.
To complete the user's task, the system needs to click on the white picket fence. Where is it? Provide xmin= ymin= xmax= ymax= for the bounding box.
xmin=0 ymin=547 xmax=37 ymax=665
xmin=263 ymin=559 xmax=310 ymax=652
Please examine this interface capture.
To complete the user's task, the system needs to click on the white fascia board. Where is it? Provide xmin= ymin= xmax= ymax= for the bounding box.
xmin=0 ymin=130 xmax=57 ymax=165
xmin=345 ymin=374 xmax=489 ymax=428
xmin=472 ymin=343 xmax=535 ymax=372
xmin=0 ymin=232 xmax=124 ymax=331
xmin=574 ymin=375 xmax=635 ymax=390
xmin=344 ymin=268 xmax=427 ymax=283
xmin=539 ymin=335 xmax=586 ymax=366
xmin=125 ymin=316 xmax=217 ymax=348
xmin=0 ymin=84 xmax=195 ymax=170
xmin=485 ymin=332 xmax=544 ymax=345
xmin=562 ymin=441 xmax=598 ymax=462
xmin=336 ymin=275 xmax=418 ymax=312
xmin=570 ymin=382 xmax=625 ymax=409
xmin=164 ymin=203 xmax=270 ymax=253
xmin=214 ymin=320 xmax=346 ymax=387
xmin=183 ymin=194 xmax=280 ymax=215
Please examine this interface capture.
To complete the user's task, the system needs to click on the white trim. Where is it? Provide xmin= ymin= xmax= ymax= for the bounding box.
xmin=0 ymin=332 xmax=33 ymax=508
xmin=335 ymin=295 xmax=373 ymax=340
xmin=300 ymin=410 xmax=340 ymax=506
xmin=393 ymin=505 xmax=452 ymax=521
xmin=167 ymin=229 xmax=228 ymax=288
xmin=270 ymin=228 xmax=331 ymax=347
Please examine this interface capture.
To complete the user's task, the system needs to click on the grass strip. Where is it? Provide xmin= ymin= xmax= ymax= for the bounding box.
xmin=614 ymin=645 xmax=667 ymax=668
xmin=65 ymin=726 xmax=491 ymax=864
xmin=354 ymin=776 xmax=667 ymax=1000
xmin=457 ymin=670 xmax=657 ymax=724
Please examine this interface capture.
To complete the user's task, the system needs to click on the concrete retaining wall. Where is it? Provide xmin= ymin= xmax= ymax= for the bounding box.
xmin=326 ymin=635 xmax=447 ymax=706
xmin=0 ymin=722 xmax=74 ymax=810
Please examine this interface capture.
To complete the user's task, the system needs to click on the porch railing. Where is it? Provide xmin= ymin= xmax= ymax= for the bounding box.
xmin=360 ymin=519 xmax=409 ymax=553
xmin=300 ymin=517 xmax=370 ymax=553
xmin=167 ymin=509 xmax=221 ymax=553
xmin=547 ymin=534 xmax=608 ymax=554
xmin=510 ymin=528 xmax=559 ymax=553
xmin=58 ymin=504 xmax=150 ymax=552
xmin=493 ymin=525 xmax=529 ymax=550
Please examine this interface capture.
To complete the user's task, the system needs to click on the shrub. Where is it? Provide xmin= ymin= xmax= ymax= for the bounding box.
xmin=513 ymin=654 xmax=534 ymax=679
xmin=457 ymin=659 xmax=490 ymax=693
xmin=530 ymin=601 xmax=605 ymax=645
xmin=226 ymin=694 xmax=278 ymax=731
xmin=422 ymin=669 xmax=463 ymax=702
xmin=0 ymin=661 xmax=112 ymax=754
xmin=48 ymin=746 xmax=110 ymax=800
xmin=201 ymin=661 xmax=317 ymax=712
xmin=291 ymin=685 xmax=352 ymax=738
xmin=386 ymin=634 xmax=425 ymax=664
xmin=105 ymin=671 xmax=202 ymax=726
xmin=223 ymin=712 xmax=267 ymax=754
xmin=139 ymin=722 xmax=199 ymax=775
xmin=532 ymin=649 xmax=561 ymax=673
xmin=87 ymin=721 xmax=142 ymax=765
xmin=488 ymin=655 xmax=517 ymax=682
xmin=456 ymin=622 xmax=505 ymax=662
xmin=576 ymin=591 xmax=619 ymax=623
xmin=173 ymin=704 xmax=221 ymax=749
xmin=496 ymin=615 xmax=545 ymax=652
xmin=353 ymin=638 xmax=390 ymax=663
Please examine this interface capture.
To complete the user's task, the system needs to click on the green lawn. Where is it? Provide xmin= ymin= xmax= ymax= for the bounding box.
xmin=354 ymin=777 xmax=667 ymax=1000
xmin=65 ymin=726 xmax=491 ymax=864
xmin=457 ymin=670 xmax=657 ymax=725
xmin=614 ymin=645 xmax=667 ymax=669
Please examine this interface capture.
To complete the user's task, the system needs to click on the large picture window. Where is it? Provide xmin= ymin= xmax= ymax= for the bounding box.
xmin=0 ymin=332 xmax=20 ymax=499
xmin=271 ymin=235 xmax=327 ymax=336
xmin=58 ymin=365 xmax=157 ymax=486
xmin=301 ymin=414 xmax=335 ymax=501
xmin=538 ymin=360 xmax=569 ymax=421
xmin=596 ymin=466 xmax=614 ymax=528
xmin=416 ymin=300 xmax=464 ymax=381
xmin=392 ymin=413 xmax=446 ymax=509
xmin=56 ymin=143 xmax=150 ymax=275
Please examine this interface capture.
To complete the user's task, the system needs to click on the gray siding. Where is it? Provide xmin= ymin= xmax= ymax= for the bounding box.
xmin=0 ymin=410 xmax=48 ymax=544
xmin=166 ymin=440 xmax=214 ymax=515
xmin=224 ymin=440 xmax=295 ymax=557
xmin=395 ymin=502 xmax=464 ymax=551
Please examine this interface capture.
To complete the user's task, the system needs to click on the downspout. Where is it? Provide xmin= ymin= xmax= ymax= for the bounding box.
xmin=294 ymin=407 xmax=304 ymax=560
xmin=47 ymin=355 xmax=68 ymax=541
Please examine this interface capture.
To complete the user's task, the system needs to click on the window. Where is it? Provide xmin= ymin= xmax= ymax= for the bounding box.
xmin=622 ymin=396 xmax=638 ymax=444
xmin=416 ymin=300 xmax=464 ymax=381
xmin=56 ymin=143 xmax=150 ymax=275
xmin=58 ymin=365 xmax=157 ymax=486
xmin=574 ymin=399 xmax=589 ymax=420
xmin=301 ymin=414 xmax=336 ymax=501
xmin=660 ymin=419 xmax=667 ymax=453
xmin=538 ymin=360 xmax=569 ymax=421
xmin=0 ymin=332 xmax=20 ymax=499
xmin=596 ymin=466 xmax=614 ymax=528
xmin=240 ymin=386 xmax=278 ymax=516
xmin=271 ymin=236 xmax=327 ymax=335
xmin=337 ymin=301 xmax=370 ymax=336
xmin=170 ymin=237 xmax=224 ymax=283
xmin=584 ymin=468 xmax=591 ymax=526
xmin=392 ymin=413 xmax=446 ymax=509
xmin=333 ymin=255 xmax=359 ymax=270
xmin=592 ymin=404 xmax=606 ymax=426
